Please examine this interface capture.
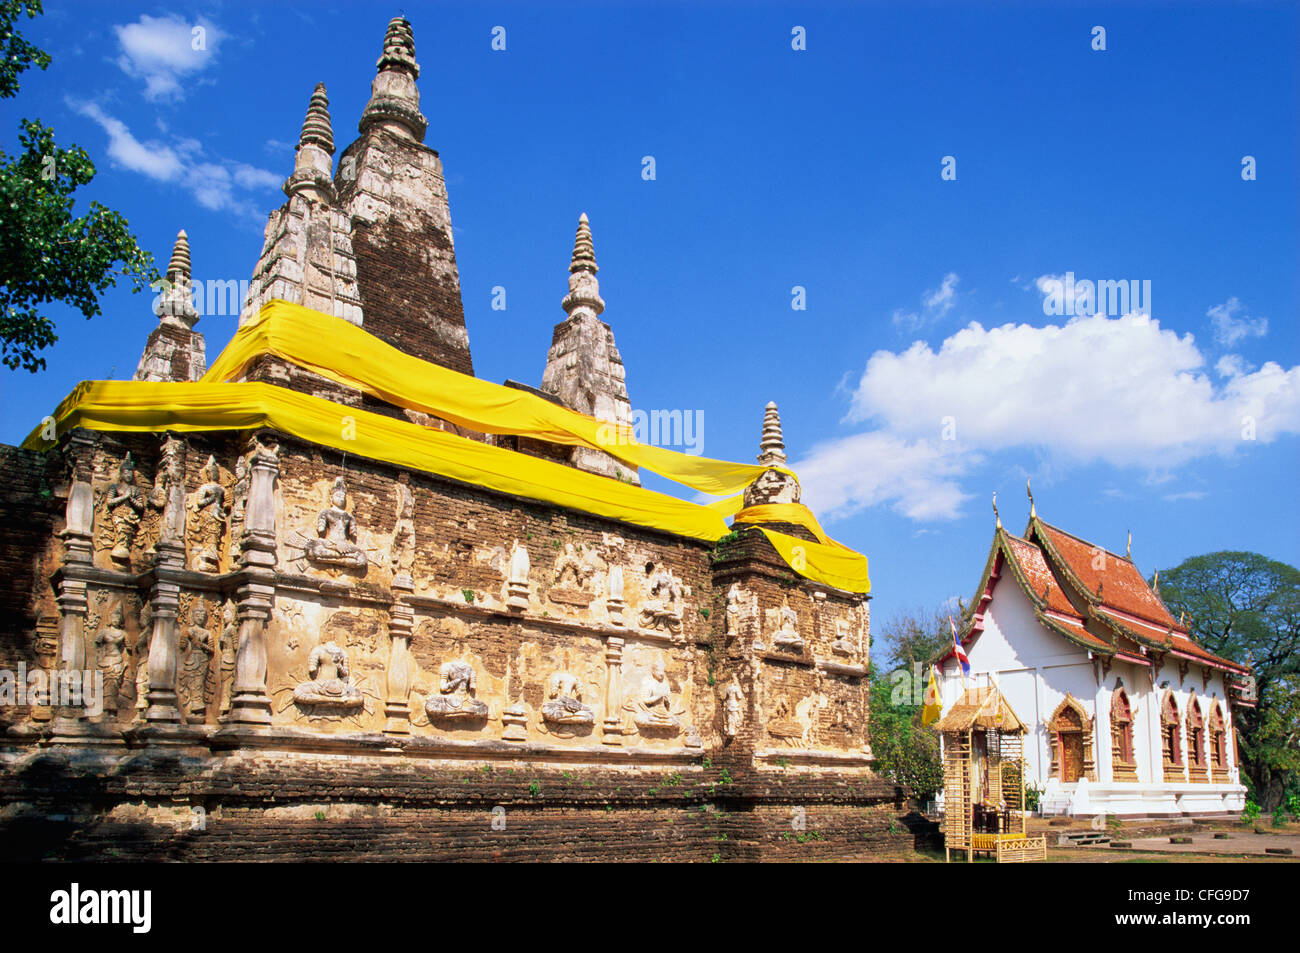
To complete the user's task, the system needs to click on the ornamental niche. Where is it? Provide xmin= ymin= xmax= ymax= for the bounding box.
xmin=624 ymin=655 xmax=682 ymax=736
xmin=293 ymin=641 xmax=364 ymax=713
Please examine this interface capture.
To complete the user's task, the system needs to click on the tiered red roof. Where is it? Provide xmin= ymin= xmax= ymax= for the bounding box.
xmin=943 ymin=514 xmax=1248 ymax=677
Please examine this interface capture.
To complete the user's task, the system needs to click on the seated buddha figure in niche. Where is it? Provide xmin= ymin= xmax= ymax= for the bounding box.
xmin=627 ymin=657 xmax=681 ymax=733
xmin=304 ymin=476 xmax=368 ymax=572
xmin=294 ymin=641 xmax=364 ymax=710
xmin=541 ymin=671 xmax=596 ymax=728
xmin=425 ymin=660 xmax=489 ymax=720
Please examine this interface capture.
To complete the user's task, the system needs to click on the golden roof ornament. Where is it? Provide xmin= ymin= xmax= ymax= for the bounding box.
xmin=992 ymin=490 xmax=1001 ymax=530
xmin=1026 ymin=477 xmax=1036 ymax=518
xmin=1126 ymin=529 xmax=1132 ymax=559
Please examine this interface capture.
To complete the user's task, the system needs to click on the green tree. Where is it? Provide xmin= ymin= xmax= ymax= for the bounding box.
xmin=868 ymin=607 xmax=954 ymax=803
xmin=0 ymin=0 xmax=156 ymax=372
xmin=1158 ymin=552 xmax=1300 ymax=811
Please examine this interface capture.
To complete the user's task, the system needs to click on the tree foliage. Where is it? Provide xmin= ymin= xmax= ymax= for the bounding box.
xmin=0 ymin=0 xmax=156 ymax=372
xmin=1159 ymin=551 xmax=1300 ymax=810
xmin=868 ymin=607 xmax=954 ymax=802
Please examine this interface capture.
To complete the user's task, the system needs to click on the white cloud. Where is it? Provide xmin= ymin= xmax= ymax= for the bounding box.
xmin=1215 ymin=354 xmax=1252 ymax=378
xmin=795 ymin=432 xmax=976 ymax=522
xmin=923 ymin=272 xmax=959 ymax=317
xmin=1208 ymin=297 xmax=1268 ymax=347
xmin=69 ymin=100 xmax=279 ymax=218
xmin=892 ymin=272 xmax=960 ymax=331
xmin=799 ymin=308 xmax=1300 ymax=522
xmin=70 ymin=101 xmax=183 ymax=180
xmin=847 ymin=312 xmax=1300 ymax=467
xmin=114 ymin=14 xmax=225 ymax=101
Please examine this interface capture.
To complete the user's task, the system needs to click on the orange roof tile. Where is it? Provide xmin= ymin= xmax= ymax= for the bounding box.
xmin=1003 ymin=534 xmax=1082 ymax=619
xmin=1036 ymin=521 xmax=1181 ymax=630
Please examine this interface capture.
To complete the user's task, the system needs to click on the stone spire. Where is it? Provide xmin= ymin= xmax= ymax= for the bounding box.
xmin=742 ymin=401 xmax=800 ymax=507
xmin=561 ymin=213 xmax=605 ymax=320
xmin=241 ymin=81 xmax=364 ymax=343
xmin=166 ymin=229 xmax=191 ymax=283
xmin=757 ymin=401 xmax=787 ymax=467
xmin=359 ymin=16 xmax=428 ymax=142
xmin=330 ymin=14 xmax=472 ymax=376
xmin=540 ymin=214 xmax=637 ymax=483
xmin=154 ymin=230 xmax=198 ymax=330
xmin=284 ymin=83 xmax=336 ymax=203
xmin=134 ymin=229 xmax=206 ymax=381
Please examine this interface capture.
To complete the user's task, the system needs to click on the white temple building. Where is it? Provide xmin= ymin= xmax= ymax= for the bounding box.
xmin=937 ymin=496 xmax=1254 ymax=819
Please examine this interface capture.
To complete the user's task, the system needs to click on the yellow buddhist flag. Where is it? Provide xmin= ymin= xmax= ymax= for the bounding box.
xmin=922 ymin=666 xmax=942 ymax=727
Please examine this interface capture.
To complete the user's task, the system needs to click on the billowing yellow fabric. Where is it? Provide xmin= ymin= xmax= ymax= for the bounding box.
xmin=202 ymin=300 xmax=790 ymax=497
xmin=22 ymin=300 xmax=871 ymax=593
xmin=733 ymin=503 xmax=872 ymax=594
xmin=22 ymin=381 xmax=731 ymax=541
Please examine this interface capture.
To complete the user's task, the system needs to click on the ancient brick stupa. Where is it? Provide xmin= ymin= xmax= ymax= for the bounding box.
xmin=0 ymin=16 xmax=899 ymax=862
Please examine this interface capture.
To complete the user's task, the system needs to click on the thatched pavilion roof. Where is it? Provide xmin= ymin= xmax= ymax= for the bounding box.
xmin=935 ymin=684 xmax=1027 ymax=734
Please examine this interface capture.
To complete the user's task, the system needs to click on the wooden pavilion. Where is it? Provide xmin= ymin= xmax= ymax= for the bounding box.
xmin=936 ymin=684 xmax=1047 ymax=863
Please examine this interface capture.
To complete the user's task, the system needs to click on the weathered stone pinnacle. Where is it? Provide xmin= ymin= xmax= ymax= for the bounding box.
xmin=570 ymin=213 xmax=598 ymax=274
xmin=166 ymin=229 xmax=191 ymax=283
xmin=284 ymin=83 xmax=337 ymax=202
xmin=562 ymin=213 xmax=604 ymax=318
xmin=359 ymin=16 xmax=428 ymax=142
xmin=137 ymin=227 xmax=206 ymax=380
xmin=298 ymin=82 xmax=334 ymax=154
xmin=154 ymin=229 xmax=199 ymax=330
xmin=758 ymin=401 xmax=787 ymax=466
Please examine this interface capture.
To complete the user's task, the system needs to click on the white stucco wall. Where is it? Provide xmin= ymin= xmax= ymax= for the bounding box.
xmin=939 ymin=573 xmax=1244 ymax=815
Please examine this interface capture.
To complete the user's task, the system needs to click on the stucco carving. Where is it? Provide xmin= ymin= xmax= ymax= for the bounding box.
xmin=540 ymin=670 xmax=595 ymax=733
xmin=188 ymin=455 xmax=228 ymax=572
xmin=99 ymin=454 xmax=145 ymax=563
xmin=293 ymin=641 xmax=364 ymax=711
xmin=425 ymin=660 xmax=489 ymax=721
xmin=638 ymin=564 xmax=683 ymax=635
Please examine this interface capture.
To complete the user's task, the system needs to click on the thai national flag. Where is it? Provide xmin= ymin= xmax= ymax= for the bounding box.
xmin=950 ymin=615 xmax=970 ymax=676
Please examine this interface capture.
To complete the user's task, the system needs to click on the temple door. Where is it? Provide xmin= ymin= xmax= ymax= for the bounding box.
xmin=1060 ymin=732 xmax=1084 ymax=783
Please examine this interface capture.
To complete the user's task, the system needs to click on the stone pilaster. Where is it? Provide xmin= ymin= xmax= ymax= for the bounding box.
xmin=47 ymin=481 xmax=94 ymax=740
xmin=384 ymin=573 xmax=414 ymax=734
xmin=144 ymin=478 xmax=186 ymax=725
xmin=227 ymin=439 xmax=279 ymax=726
xmin=601 ymin=635 xmax=624 ymax=746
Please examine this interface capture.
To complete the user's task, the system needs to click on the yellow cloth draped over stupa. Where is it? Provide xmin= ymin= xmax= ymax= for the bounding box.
xmin=22 ymin=300 xmax=870 ymax=593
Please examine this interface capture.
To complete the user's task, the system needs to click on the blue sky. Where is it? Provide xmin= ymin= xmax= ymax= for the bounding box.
xmin=2 ymin=1 xmax=1297 ymax=632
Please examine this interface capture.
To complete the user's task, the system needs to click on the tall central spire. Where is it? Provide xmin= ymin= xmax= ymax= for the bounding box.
xmin=359 ymin=16 xmax=428 ymax=142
